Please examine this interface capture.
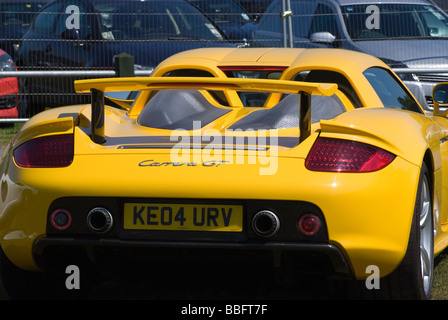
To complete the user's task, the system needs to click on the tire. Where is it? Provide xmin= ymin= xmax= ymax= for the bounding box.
xmin=348 ymin=162 xmax=434 ymax=299
xmin=0 ymin=245 xmax=67 ymax=299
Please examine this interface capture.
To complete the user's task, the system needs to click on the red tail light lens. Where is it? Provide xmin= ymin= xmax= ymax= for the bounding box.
xmin=298 ymin=214 xmax=321 ymax=236
xmin=305 ymin=138 xmax=395 ymax=173
xmin=14 ymin=134 xmax=74 ymax=168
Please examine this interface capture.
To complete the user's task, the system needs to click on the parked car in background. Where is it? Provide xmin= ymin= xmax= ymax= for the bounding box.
xmin=251 ymin=0 xmax=448 ymax=111
xmin=236 ymin=0 xmax=272 ymax=19
xmin=0 ymin=49 xmax=19 ymax=119
xmin=17 ymin=0 xmax=236 ymax=116
xmin=0 ymin=0 xmax=49 ymax=61
xmin=187 ymin=0 xmax=257 ymax=41
xmin=431 ymin=0 xmax=448 ymax=12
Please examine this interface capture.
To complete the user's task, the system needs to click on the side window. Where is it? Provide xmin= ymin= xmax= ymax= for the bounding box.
xmin=257 ymin=2 xmax=282 ymax=33
xmin=292 ymin=1 xmax=318 ymax=38
xmin=32 ymin=3 xmax=61 ymax=33
xmin=56 ymin=2 xmax=90 ymax=39
xmin=420 ymin=6 xmax=448 ymax=37
xmin=309 ymin=4 xmax=339 ymax=37
xmin=363 ymin=67 xmax=422 ymax=113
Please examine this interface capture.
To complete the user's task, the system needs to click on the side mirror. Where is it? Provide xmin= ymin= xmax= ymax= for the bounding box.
xmin=61 ymin=29 xmax=85 ymax=48
xmin=310 ymin=32 xmax=336 ymax=44
xmin=432 ymin=82 xmax=448 ymax=116
xmin=61 ymin=28 xmax=79 ymax=41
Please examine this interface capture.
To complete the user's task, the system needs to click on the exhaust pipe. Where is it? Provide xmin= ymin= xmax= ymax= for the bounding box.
xmin=252 ymin=210 xmax=280 ymax=238
xmin=87 ymin=207 xmax=113 ymax=234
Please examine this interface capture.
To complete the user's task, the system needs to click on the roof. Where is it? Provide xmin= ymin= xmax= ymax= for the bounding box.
xmin=155 ymin=47 xmax=387 ymax=71
xmin=332 ymin=0 xmax=433 ymax=5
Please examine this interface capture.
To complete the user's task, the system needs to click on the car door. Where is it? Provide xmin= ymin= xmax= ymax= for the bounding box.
xmin=251 ymin=0 xmax=317 ymax=48
xmin=38 ymin=0 xmax=96 ymax=106
xmin=51 ymin=0 xmax=95 ymax=69
xmin=20 ymin=1 xmax=63 ymax=68
xmin=308 ymin=2 xmax=345 ymax=47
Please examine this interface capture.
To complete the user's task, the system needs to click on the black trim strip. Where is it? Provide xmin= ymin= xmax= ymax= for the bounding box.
xmin=103 ymin=136 xmax=300 ymax=149
xmin=33 ymin=237 xmax=353 ymax=277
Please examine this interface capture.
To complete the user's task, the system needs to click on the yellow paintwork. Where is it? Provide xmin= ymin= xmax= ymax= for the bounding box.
xmin=75 ymin=77 xmax=338 ymax=96
xmin=1 ymin=48 xmax=448 ymax=281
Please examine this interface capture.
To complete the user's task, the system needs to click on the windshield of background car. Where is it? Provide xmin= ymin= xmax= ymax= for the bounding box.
xmin=189 ymin=0 xmax=251 ymax=25
xmin=95 ymin=0 xmax=224 ymax=41
xmin=341 ymin=4 xmax=448 ymax=40
xmin=0 ymin=2 xmax=46 ymax=26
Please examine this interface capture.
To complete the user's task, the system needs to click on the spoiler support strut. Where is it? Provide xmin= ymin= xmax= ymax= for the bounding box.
xmin=299 ymin=91 xmax=311 ymax=142
xmin=91 ymin=89 xmax=106 ymax=144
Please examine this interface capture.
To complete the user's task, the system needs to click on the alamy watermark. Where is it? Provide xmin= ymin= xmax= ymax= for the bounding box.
xmin=65 ymin=265 xmax=80 ymax=290
xmin=365 ymin=5 xmax=380 ymax=30
xmin=365 ymin=265 xmax=380 ymax=290
xmin=168 ymin=121 xmax=279 ymax=176
xmin=65 ymin=5 xmax=80 ymax=30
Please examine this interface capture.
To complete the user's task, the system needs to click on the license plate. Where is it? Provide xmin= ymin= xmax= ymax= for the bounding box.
xmin=123 ymin=203 xmax=243 ymax=232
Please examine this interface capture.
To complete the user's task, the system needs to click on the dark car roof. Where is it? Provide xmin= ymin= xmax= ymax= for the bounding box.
xmin=92 ymin=0 xmax=188 ymax=2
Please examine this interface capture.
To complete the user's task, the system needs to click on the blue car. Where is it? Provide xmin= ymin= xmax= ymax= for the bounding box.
xmin=17 ymin=0 xmax=235 ymax=114
xmin=0 ymin=0 xmax=50 ymax=61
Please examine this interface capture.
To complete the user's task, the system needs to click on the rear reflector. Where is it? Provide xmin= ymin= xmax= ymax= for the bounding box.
xmin=14 ymin=134 xmax=74 ymax=168
xmin=50 ymin=209 xmax=72 ymax=230
xmin=305 ymin=138 xmax=395 ymax=173
xmin=298 ymin=213 xmax=321 ymax=236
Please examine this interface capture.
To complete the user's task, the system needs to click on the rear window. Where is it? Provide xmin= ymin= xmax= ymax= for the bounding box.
xmin=229 ymin=94 xmax=346 ymax=130
xmin=138 ymin=89 xmax=230 ymax=130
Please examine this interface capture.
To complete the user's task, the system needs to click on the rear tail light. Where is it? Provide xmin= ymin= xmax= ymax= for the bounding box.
xmin=14 ymin=134 xmax=74 ymax=168
xmin=305 ymin=138 xmax=395 ymax=173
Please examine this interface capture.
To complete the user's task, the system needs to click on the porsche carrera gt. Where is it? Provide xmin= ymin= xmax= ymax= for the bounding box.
xmin=0 ymin=47 xmax=447 ymax=299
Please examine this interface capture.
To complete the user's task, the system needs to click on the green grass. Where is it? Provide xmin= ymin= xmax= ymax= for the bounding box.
xmin=0 ymin=123 xmax=448 ymax=299
xmin=433 ymin=252 xmax=448 ymax=299
xmin=0 ymin=123 xmax=23 ymax=149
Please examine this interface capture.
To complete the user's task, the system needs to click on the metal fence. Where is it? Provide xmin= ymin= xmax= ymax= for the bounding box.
xmin=0 ymin=0 xmax=447 ymax=122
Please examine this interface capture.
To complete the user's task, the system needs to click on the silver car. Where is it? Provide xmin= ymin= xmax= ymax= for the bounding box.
xmin=251 ymin=0 xmax=448 ymax=111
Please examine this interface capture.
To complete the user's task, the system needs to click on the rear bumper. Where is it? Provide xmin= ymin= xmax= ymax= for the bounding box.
xmin=33 ymin=237 xmax=354 ymax=279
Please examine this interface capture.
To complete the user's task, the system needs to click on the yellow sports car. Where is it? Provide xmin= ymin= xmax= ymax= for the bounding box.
xmin=0 ymin=47 xmax=447 ymax=299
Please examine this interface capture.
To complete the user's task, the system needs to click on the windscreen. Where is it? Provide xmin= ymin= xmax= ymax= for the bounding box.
xmin=95 ymin=0 xmax=224 ymax=41
xmin=341 ymin=4 xmax=448 ymax=40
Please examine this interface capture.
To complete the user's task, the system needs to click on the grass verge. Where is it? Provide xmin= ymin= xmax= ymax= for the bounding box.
xmin=0 ymin=123 xmax=23 ymax=148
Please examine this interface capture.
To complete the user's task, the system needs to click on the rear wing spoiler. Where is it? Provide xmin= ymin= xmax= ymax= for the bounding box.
xmin=74 ymin=77 xmax=338 ymax=144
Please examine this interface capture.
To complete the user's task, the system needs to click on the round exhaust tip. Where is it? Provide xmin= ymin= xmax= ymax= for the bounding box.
xmin=87 ymin=207 xmax=113 ymax=234
xmin=252 ymin=210 xmax=280 ymax=238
